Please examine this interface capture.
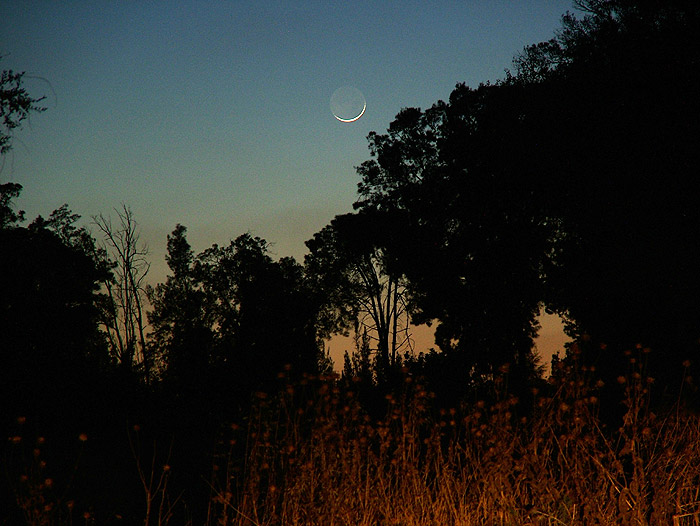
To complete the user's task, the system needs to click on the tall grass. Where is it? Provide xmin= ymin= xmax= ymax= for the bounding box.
xmin=5 ymin=346 xmax=700 ymax=525
xmin=212 ymin=348 xmax=700 ymax=526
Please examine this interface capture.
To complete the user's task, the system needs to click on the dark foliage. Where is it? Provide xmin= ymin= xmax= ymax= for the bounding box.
xmin=0 ymin=59 xmax=46 ymax=155
xmin=353 ymin=0 xmax=700 ymax=395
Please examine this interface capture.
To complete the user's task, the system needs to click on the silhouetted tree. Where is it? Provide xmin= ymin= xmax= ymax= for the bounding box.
xmin=147 ymin=224 xmax=214 ymax=389
xmin=507 ymin=0 xmax=700 ymax=386
xmin=0 ymin=194 xmax=111 ymax=418
xmin=94 ymin=205 xmax=151 ymax=381
xmin=342 ymin=327 xmax=374 ymax=385
xmin=350 ymin=0 xmax=700 ymax=396
xmin=0 ymin=58 xmax=46 ymax=155
xmin=148 ymin=228 xmax=322 ymax=399
xmin=306 ymin=211 xmax=413 ymax=383
xmin=0 ymin=182 xmax=24 ymax=227
xmin=354 ymin=94 xmax=551 ymax=388
xmin=195 ymin=233 xmax=321 ymax=392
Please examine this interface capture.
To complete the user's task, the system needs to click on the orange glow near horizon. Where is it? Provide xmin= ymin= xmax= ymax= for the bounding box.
xmin=327 ymin=307 xmax=571 ymax=375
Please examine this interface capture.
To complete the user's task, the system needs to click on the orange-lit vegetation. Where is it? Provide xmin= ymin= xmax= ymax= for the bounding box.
xmin=209 ymin=349 xmax=700 ymax=525
xmin=9 ymin=347 xmax=698 ymax=525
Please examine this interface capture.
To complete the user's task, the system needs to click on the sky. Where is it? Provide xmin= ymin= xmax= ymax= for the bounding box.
xmin=1 ymin=0 xmax=574 ymax=364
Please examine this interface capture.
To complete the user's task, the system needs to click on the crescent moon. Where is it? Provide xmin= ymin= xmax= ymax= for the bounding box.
xmin=333 ymin=100 xmax=366 ymax=123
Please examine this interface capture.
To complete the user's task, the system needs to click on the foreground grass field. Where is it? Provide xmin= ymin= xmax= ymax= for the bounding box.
xmin=5 ymin=346 xmax=700 ymax=525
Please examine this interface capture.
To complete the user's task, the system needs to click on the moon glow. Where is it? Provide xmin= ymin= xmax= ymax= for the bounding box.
xmin=330 ymin=86 xmax=366 ymax=123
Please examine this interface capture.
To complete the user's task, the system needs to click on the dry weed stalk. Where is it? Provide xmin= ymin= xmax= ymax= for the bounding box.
xmin=128 ymin=425 xmax=181 ymax=526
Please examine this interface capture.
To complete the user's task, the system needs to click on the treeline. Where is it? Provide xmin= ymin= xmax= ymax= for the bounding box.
xmin=2 ymin=0 xmax=700 ymax=523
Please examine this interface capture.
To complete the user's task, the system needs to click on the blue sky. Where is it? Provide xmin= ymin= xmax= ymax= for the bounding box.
xmin=1 ymin=1 xmax=574 ymax=360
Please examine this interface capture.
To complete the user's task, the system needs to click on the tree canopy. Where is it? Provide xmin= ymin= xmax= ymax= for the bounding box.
xmin=351 ymin=0 xmax=700 ymax=386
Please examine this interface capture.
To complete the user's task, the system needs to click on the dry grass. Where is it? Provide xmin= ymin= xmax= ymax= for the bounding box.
xmin=5 ymin=346 xmax=700 ymax=525
xmin=211 ymin=348 xmax=700 ymax=526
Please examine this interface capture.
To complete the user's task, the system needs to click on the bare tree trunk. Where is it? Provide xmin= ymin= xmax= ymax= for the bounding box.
xmin=93 ymin=205 xmax=151 ymax=383
xmin=351 ymin=251 xmax=412 ymax=383
xmin=391 ymin=278 xmax=399 ymax=367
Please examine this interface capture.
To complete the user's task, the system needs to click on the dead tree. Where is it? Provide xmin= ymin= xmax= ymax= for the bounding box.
xmin=93 ymin=205 xmax=151 ymax=381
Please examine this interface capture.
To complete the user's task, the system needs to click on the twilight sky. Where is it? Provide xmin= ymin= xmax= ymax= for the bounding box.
xmin=1 ymin=0 xmax=574 ymax=362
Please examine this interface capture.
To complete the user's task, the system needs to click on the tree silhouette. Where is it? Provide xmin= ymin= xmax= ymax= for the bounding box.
xmin=0 ymin=59 xmax=46 ymax=155
xmin=305 ymin=211 xmax=413 ymax=382
xmin=148 ymin=227 xmax=323 ymax=400
xmin=195 ymin=233 xmax=321 ymax=391
xmin=507 ymin=0 xmax=700 ymax=382
xmin=342 ymin=328 xmax=374 ymax=385
xmin=94 ymin=205 xmax=151 ymax=381
xmin=353 ymin=92 xmax=551 ymax=385
xmin=349 ymin=0 xmax=700 ymax=393
xmin=147 ymin=224 xmax=214 ymax=389
xmin=0 ymin=182 xmax=25 ymax=227
xmin=0 ymin=194 xmax=111 ymax=418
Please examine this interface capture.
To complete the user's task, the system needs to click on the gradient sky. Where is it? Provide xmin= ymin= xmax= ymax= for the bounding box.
xmin=1 ymin=0 xmax=574 ymax=363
